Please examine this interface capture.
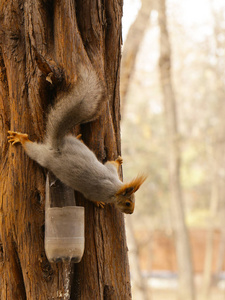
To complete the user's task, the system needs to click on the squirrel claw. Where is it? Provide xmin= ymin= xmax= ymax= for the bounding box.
xmin=116 ymin=156 xmax=123 ymax=165
xmin=8 ymin=138 xmax=20 ymax=145
xmin=76 ymin=134 xmax=84 ymax=144
xmin=7 ymin=131 xmax=29 ymax=145
xmin=95 ymin=201 xmax=106 ymax=209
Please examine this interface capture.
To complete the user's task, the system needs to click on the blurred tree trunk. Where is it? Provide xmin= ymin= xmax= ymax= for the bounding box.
xmin=202 ymin=3 xmax=225 ymax=297
xmin=126 ymin=217 xmax=150 ymax=300
xmin=201 ymin=162 xmax=219 ymax=299
xmin=157 ymin=1 xmax=195 ymax=300
xmin=216 ymin=215 xmax=225 ymax=275
xmin=0 ymin=1 xmax=132 ymax=299
xmin=202 ymin=131 xmax=225 ymax=300
xmin=120 ymin=0 xmax=152 ymax=115
xmin=120 ymin=1 xmax=152 ymax=299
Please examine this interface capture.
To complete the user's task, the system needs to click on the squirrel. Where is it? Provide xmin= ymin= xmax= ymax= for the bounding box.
xmin=7 ymin=64 xmax=146 ymax=214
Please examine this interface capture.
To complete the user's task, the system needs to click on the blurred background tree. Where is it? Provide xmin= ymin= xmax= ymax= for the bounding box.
xmin=158 ymin=0 xmax=195 ymax=299
xmin=122 ymin=0 xmax=225 ymax=299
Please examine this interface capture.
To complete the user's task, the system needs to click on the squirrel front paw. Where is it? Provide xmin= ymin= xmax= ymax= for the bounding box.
xmin=116 ymin=156 xmax=123 ymax=165
xmin=94 ymin=201 xmax=106 ymax=209
xmin=8 ymin=131 xmax=29 ymax=145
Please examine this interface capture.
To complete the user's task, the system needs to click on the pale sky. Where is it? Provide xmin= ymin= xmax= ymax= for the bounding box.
xmin=123 ymin=0 xmax=215 ymax=42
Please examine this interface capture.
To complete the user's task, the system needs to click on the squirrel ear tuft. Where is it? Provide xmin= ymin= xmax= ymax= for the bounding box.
xmin=121 ymin=187 xmax=134 ymax=196
xmin=116 ymin=175 xmax=147 ymax=196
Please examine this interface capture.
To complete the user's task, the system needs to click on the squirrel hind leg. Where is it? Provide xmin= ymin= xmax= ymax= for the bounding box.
xmin=8 ymin=131 xmax=30 ymax=146
xmin=106 ymin=156 xmax=123 ymax=174
xmin=76 ymin=134 xmax=84 ymax=144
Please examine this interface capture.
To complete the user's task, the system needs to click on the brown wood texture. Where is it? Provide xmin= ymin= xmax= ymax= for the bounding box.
xmin=0 ymin=0 xmax=131 ymax=299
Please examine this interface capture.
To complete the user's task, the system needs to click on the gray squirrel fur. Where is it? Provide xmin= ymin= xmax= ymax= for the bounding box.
xmin=8 ymin=64 xmax=145 ymax=214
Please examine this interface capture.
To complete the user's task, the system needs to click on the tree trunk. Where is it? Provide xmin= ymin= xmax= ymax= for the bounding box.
xmin=120 ymin=1 xmax=152 ymax=298
xmin=216 ymin=216 xmax=225 ymax=276
xmin=120 ymin=0 xmax=152 ymax=115
xmin=201 ymin=178 xmax=218 ymax=299
xmin=157 ymin=1 xmax=195 ymax=300
xmin=0 ymin=1 xmax=131 ymax=299
xmin=125 ymin=217 xmax=150 ymax=300
xmin=202 ymin=3 xmax=225 ymax=297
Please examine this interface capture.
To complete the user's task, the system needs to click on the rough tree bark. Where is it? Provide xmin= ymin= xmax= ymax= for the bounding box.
xmin=157 ymin=1 xmax=195 ymax=300
xmin=0 ymin=1 xmax=131 ymax=299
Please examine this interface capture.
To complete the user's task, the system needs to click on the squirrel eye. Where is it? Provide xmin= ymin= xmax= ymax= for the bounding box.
xmin=125 ymin=201 xmax=131 ymax=207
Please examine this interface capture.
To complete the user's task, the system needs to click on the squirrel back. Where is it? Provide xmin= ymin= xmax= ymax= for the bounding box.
xmin=45 ymin=65 xmax=104 ymax=150
xmin=7 ymin=63 xmax=146 ymax=214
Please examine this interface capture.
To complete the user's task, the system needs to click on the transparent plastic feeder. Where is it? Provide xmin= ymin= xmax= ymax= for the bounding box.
xmin=45 ymin=176 xmax=85 ymax=263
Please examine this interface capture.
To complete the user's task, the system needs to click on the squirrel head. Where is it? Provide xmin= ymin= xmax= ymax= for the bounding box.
xmin=115 ymin=175 xmax=146 ymax=214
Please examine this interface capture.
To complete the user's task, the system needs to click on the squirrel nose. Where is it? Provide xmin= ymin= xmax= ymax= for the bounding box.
xmin=127 ymin=207 xmax=134 ymax=214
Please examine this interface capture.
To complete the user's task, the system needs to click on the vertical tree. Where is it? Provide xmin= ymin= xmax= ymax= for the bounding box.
xmin=0 ymin=1 xmax=131 ymax=299
xmin=125 ymin=217 xmax=150 ymax=300
xmin=157 ymin=1 xmax=195 ymax=300
xmin=202 ymin=2 xmax=225 ymax=297
xmin=120 ymin=0 xmax=152 ymax=114
xmin=120 ymin=2 xmax=152 ymax=299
